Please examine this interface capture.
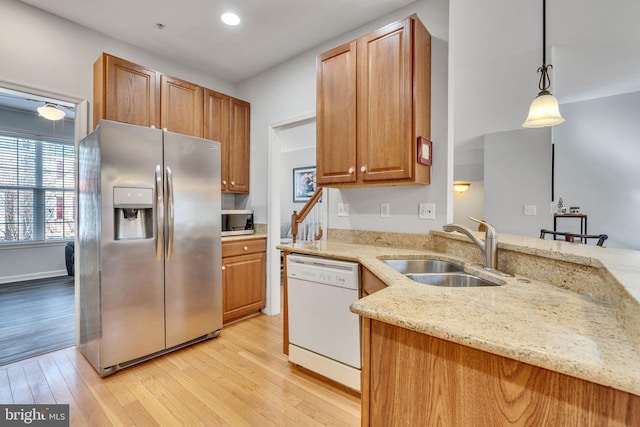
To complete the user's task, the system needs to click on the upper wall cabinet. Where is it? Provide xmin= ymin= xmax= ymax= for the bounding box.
xmin=93 ymin=53 xmax=251 ymax=193
xmin=316 ymin=14 xmax=431 ymax=187
xmin=204 ymin=90 xmax=250 ymax=193
xmin=160 ymin=75 xmax=204 ymax=138
xmin=93 ymin=54 xmax=160 ymax=129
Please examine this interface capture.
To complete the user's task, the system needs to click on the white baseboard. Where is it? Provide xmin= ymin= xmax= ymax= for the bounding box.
xmin=0 ymin=270 xmax=69 ymax=285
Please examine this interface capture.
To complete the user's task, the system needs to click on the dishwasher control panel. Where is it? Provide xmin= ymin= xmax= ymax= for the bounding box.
xmin=286 ymin=254 xmax=359 ymax=289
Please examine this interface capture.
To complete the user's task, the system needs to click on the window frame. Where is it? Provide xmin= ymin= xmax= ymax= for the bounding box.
xmin=0 ymin=131 xmax=76 ymax=244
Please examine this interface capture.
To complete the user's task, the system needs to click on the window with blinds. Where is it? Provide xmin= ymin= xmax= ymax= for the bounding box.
xmin=0 ymin=134 xmax=75 ymax=243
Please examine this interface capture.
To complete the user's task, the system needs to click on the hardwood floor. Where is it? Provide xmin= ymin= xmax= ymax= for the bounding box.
xmin=0 ymin=312 xmax=361 ymax=426
xmin=0 ymin=276 xmax=75 ymax=365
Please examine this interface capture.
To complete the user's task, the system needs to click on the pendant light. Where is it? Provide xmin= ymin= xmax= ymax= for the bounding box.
xmin=37 ymin=103 xmax=66 ymax=121
xmin=522 ymin=0 xmax=565 ymax=128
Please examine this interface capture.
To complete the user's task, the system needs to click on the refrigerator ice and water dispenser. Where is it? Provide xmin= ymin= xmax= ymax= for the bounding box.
xmin=113 ymin=186 xmax=153 ymax=240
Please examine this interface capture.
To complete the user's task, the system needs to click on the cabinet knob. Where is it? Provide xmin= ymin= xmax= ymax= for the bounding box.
xmin=163 ymin=128 xmax=168 ymax=132
xmin=361 ymin=165 xmax=367 ymax=172
xmin=231 ymin=181 xmax=235 ymax=186
xmin=348 ymin=167 xmax=354 ymax=174
xmin=243 ymin=246 xmax=248 ymax=251
xmin=150 ymin=125 xmax=156 ymax=129
xmin=222 ymin=180 xmax=227 ymax=185
xmin=221 ymin=265 xmax=226 ymax=271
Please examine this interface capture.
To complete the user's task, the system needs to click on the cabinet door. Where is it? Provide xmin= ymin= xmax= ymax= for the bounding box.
xmin=316 ymin=41 xmax=357 ymax=185
xmin=227 ymin=98 xmax=250 ymax=193
xmin=96 ymin=54 xmax=160 ymax=129
xmin=204 ymin=89 xmax=230 ymax=189
xmin=358 ymin=18 xmax=413 ymax=182
xmin=160 ymin=75 xmax=204 ymax=138
xmin=222 ymin=251 xmax=266 ymax=324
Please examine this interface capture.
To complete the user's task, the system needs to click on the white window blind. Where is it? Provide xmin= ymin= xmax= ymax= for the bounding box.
xmin=0 ymin=134 xmax=75 ymax=243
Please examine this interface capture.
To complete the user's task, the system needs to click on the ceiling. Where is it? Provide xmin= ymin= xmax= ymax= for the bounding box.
xmin=18 ymin=0 xmax=417 ymax=84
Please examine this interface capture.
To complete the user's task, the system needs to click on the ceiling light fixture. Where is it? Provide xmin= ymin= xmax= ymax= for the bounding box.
xmin=37 ymin=103 xmax=66 ymax=121
xmin=453 ymin=182 xmax=471 ymax=193
xmin=221 ymin=12 xmax=240 ymax=26
xmin=522 ymin=0 xmax=565 ymax=128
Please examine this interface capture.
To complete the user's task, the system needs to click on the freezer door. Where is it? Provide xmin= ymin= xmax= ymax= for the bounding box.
xmin=98 ymin=121 xmax=166 ymax=367
xmin=163 ymin=131 xmax=222 ymax=348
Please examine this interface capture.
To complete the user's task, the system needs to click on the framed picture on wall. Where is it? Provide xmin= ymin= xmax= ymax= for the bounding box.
xmin=293 ymin=166 xmax=317 ymax=203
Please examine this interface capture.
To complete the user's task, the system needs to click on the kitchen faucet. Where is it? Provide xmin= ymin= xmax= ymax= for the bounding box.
xmin=443 ymin=217 xmax=498 ymax=271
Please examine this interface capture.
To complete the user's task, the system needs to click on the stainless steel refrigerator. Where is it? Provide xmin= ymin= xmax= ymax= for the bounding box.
xmin=77 ymin=120 xmax=222 ymax=377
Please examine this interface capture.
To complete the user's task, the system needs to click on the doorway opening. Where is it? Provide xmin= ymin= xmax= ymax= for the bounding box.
xmin=0 ymin=82 xmax=87 ymax=365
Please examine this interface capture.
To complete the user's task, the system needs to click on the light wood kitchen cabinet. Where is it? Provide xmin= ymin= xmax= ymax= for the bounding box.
xmin=222 ymin=238 xmax=266 ymax=324
xmin=93 ymin=53 xmax=160 ymax=129
xmin=316 ymin=14 xmax=431 ymax=187
xmin=361 ymin=318 xmax=640 ymax=426
xmin=93 ymin=54 xmax=250 ymax=193
xmin=204 ymin=90 xmax=250 ymax=193
xmin=160 ymin=75 xmax=203 ymax=138
xmin=361 ymin=267 xmax=387 ymax=297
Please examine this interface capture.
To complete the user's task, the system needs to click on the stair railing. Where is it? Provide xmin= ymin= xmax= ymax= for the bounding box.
xmin=291 ymin=187 xmax=323 ymax=243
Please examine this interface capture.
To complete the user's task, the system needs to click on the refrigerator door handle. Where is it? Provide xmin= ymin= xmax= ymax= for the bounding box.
xmin=155 ymin=165 xmax=164 ymax=261
xmin=166 ymin=166 xmax=175 ymax=261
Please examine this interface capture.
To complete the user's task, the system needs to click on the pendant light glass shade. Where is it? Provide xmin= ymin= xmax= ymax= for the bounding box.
xmin=37 ymin=103 xmax=65 ymax=121
xmin=523 ymin=0 xmax=565 ymax=128
xmin=522 ymin=91 xmax=565 ymax=128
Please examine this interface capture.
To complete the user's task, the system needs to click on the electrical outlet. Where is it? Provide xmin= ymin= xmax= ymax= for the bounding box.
xmin=524 ymin=205 xmax=537 ymax=216
xmin=380 ymin=203 xmax=390 ymax=218
xmin=419 ymin=203 xmax=436 ymax=219
xmin=337 ymin=203 xmax=349 ymax=217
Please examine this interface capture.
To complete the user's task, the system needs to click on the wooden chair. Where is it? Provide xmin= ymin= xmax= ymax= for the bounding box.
xmin=539 ymin=229 xmax=608 ymax=246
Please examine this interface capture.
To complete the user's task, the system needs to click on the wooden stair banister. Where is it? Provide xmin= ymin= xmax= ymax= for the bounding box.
xmin=291 ymin=187 xmax=323 ymax=243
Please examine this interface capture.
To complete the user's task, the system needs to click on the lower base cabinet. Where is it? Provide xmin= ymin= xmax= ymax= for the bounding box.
xmin=361 ymin=318 xmax=640 ymax=426
xmin=222 ymin=238 xmax=266 ymax=324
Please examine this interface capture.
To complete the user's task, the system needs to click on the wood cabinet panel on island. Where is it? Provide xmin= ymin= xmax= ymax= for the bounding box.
xmin=93 ymin=53 xmax=250 ymax=193
xmin=316 ymin=14 xmax=431 ymax=187
xmin=360 ymin=261 xmax=640 ymax=426
xmin=222 ymin=238 xmax=266 ymax=324
xmin=361 ymin=318 xmax=639 ymax=426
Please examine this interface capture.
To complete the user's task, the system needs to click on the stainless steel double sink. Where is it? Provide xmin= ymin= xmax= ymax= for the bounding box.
xmin=383 ymin=259 xmax=501 ymax=287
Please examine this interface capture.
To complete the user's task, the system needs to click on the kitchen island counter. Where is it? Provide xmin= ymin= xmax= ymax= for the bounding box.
xmin=279 ymin=235 xmax=640 ymax=397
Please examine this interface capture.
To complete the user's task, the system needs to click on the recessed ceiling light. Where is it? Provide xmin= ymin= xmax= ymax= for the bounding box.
xmin=221 ymin=12 xmax=240 ymax=26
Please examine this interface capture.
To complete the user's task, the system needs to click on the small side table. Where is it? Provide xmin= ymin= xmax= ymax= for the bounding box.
xmin=553 ymin=214 xmax=588 ymax=243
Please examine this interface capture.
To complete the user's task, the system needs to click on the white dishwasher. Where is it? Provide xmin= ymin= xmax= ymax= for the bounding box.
xmin=286 ymin=254 xmax=361 ymax=391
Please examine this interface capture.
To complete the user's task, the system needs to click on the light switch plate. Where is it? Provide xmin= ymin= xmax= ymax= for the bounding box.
xmin=337 ymin=203 xmax=349 ymax=217
xmin=524 ymin=205 xmax=537 ymax=216
xmin=419 ymin=203 xmax=436 ymax=219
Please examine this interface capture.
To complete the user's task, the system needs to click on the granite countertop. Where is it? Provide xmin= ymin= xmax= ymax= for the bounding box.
xmin=278 ymin=237 xmax=640 ymax=397
xmin=221 ymin=233 xmax=267 ymax=242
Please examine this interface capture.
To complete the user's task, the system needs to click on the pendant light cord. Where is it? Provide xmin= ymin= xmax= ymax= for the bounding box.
xmin=537 ymin=0 xmax=552 ymax=93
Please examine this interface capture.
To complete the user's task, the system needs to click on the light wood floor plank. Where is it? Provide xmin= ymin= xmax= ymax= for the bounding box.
xmin=37 ymin=354 xmax=90 ymax=427
xmin=6 ymin=364 xmax=34 ymax=403
xmin=49 ymin=350 xmax=113 ymax=426
xmin=0 ymin=312 xmax=361 ymax=426
xmin=21 ymin=359 xmax=55 ymax=403
xmin=187 ymin=344 xmax=323 ymax=426
xmin=0 ymin=368 xmax=13 ymax=403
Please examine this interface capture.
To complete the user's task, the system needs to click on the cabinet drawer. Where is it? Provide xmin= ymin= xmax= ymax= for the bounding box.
xmin=222 ymin=238 xmax=266 ymax=257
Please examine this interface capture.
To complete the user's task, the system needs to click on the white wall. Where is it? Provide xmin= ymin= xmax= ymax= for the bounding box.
xmin=0 ymin=0 xmax=235 ymax=106
xmin=238 ymin=0 xmax=450 ymax=234
xmin=280 ymin=147 xmax=316 ymax=228
xmin=484 ymin=128 xmax=552 ymax=237
xmin=553 ymin=92 xmax=640 ymax=249
xmin=453 ymin=181 xmax=484 ymax=229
